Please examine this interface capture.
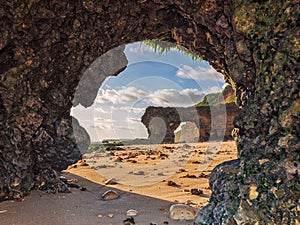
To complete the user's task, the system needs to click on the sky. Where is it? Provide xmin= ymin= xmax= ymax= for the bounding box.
xmin=71 ymin=42 xmax=225 ymax=142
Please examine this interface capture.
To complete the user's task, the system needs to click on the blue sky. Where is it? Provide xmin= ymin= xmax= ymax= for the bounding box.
xmin=71 ymin=42 xmax=225 ymax=142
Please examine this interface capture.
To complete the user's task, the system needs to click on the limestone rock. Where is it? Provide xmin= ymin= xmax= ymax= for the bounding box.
xmin=101 ymin=190 xmax=120 ymax=201
xmin=123 ymin=217 xmax=135 ymax=225
xmin=141 ymin=103 xmax=239 ymax=143
xmin=169 ymin=204 xmax=195 ymax=220
xmin=126 ymin=209 xmax=138 ymax=217
xmin=104 ymin=178 xmax=118 ymax=185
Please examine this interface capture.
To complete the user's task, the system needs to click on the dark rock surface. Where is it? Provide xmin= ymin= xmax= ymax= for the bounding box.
xmin=0 ymin=0 xmax=299 ymax=224
xmin=141 ymin=103 xmax=239 ymax=143
xmin=195 ymin=159 xmax=241 ymax=224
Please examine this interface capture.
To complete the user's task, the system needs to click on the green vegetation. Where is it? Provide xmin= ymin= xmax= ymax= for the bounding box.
xmin=88 ymin=142 xmax=124 ymax=152
xmin=195 ymin=84 xmax=236 ymax=106
xmin=143 ymin=40 xmax=202 ymax=61
xmin=195 ymin=92 xmax=221 ymax=106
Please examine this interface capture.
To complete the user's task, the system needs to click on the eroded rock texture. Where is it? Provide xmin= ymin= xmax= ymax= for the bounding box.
xmin=0 ymin=0 xmax=299 ymax=224
xmin=141 ymin=103 xmax=239 ymax=143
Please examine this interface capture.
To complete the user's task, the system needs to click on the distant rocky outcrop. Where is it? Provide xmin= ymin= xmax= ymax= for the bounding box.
xmin=195 ymin=84 xmax=236 ymax=106
xmin=142 ymin=86 xmax=239 ymax=143
xmin=141 ymin=102 xmax=239 ymax=144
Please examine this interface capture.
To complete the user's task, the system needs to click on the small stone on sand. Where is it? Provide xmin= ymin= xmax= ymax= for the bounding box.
xmin=104 ymin=178 xmax=118 ymax=185
xmin=166 ymin=180 xmax=179 ymax=187
xmin=123 ymin=217 xmax=135 ymax=225
xmin=169 ymin=204 xmax=195 ymax=220
xmin=126 ymin=209 xmax=138 ymax=216
xmin=108 ymin=213 xmax=114 ymax=218
xmin=101 ymin=190 xmax=120 ymax=201
xmin=190 ymin=188 xmax=204 ymax=196
xmin=59 ymin=176 xmax=68 ymax=184
xmin=67 ymin=179 xmax=78 ymax=184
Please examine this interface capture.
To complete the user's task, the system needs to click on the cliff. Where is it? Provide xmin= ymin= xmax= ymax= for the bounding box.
xmin=141 ymin=103 xmax=239 ymax=143
xmin=195 ymin=84 xmax=236 ymax=106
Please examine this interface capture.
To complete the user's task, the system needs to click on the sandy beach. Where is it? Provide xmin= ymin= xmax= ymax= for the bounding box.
xmin=0 ymin=141 xmax=237 ymax=225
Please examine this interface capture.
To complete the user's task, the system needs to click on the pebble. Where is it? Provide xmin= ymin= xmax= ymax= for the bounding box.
xmin=59 ymin=176 xmax=68 ymax=184
xmin=190 ymin=188 xmax=204 ymax=196
xmin=59 ymin=176 xmax=86 ymax=190
xmin=124 ymin=222 xmax=134 ymax=225
xmin=126 ymin=209 xmax=138 ymax=216
xmin=101 ymin=190 xmax=120 ymax=201
xmin=134 ymin=171 xmax=145 ymax=175
xmin=183 ymin=144 xmax=191 ymax=148
xmin=67 ymin=179 xmax=78 ymax=184
xmin=123 ymin=217 xmax=135 ymax=225
xmin=169 ymin=204 xmax=196 ymax=220
xmin=104 ymin=178 xmax=118 ymax=185
xmin=80 ymin=187 xmax=87 ymax=191
xmin=108 ymin=213 xmax=114 ymax=218
xmin=166 ymin=180 xmax=179 ymax=187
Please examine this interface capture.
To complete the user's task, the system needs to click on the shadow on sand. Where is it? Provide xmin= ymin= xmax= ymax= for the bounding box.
xmin=0 ymin=172 xmax=196 ymax=225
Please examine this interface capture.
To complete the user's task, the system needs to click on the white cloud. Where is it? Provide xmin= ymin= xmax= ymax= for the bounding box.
xmin=177 ymin=65 xmax=224 ymax=81
xmin=119 ymin=106 xmax=145 ymax=114
xmin=90 ymin=123 xmax=113 ymax=130
xmin=115 ymin=126 xmax=135 ymax=131
xmin=204 ymin=86 xmax=223 ymax=94
xmin=95 ymin=85 xmax=205 ymax=108
xmin=147 ymin=88 xmax=205 ymax=107
xmin=95 ymin=86 xmax=147 ymax=104
xmin=127 ymin=117 xmax=141 ymax=123
xmin=126 ymin=43 xmax=154 ymax=54
xmin=94 ymin=108 xmax=107 ymax=113
xmin=94 ymin=117 xmax=114 ymax=123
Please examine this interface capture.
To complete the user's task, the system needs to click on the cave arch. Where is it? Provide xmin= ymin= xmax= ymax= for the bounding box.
xmin=141 ymin=102 xmax=240 ymax=144
xmin=174 ymin=121 xmax=199 ymax=143
xmin=0 ymin=1 xmax=298 ymax=224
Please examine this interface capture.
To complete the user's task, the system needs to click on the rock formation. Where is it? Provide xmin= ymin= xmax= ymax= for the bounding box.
xmin=0 ymin=0 xmax=299 ymax=224
xmin=174 ymin=121 xmax=199 ymax=143
xmin=141 ymin=103 xmax=239 ymax=143
xmin=195 ymin=84 xmax=236 ymax=106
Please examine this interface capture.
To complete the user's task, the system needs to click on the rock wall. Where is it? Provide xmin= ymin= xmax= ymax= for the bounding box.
xmin=141 ymin=103 xmax=239 ymax=143
xmin=0 ymin=0 xmax=299 ymax=224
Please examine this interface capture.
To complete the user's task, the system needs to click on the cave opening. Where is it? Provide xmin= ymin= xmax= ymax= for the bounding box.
xmin=69 ymin=40 xmax=238 ymax=209
xmin=1 ymin=1 xmax=297 ymax=224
